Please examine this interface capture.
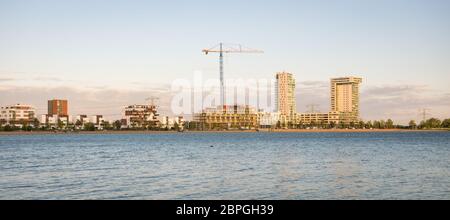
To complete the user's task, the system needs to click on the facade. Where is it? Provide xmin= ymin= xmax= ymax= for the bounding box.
xmin=122 ymin=104 xmax=159 ymax=128
xmin=292 ymin=76 xmax=362 ymax=126
xmin=191 ymin=75 xmax=364 ymax=130
xmin=91 ymin=115 xmax=104 ymax=126
xmin=75 ymin=115 xmax=89 ymax=124
xmin=258 ymin=112 xmax=280 ymax=128
xmin=48 ymin=99 xmax=68 ymax=116
xmin=193 ymin=105 xmax=259 ymax=130
xmin=40 ymin=114 xmax=106 ymax=129
xmin=160 ymin=116 xmax=185 ymax=130
xmin=330 ymin=77 xmax=362 ymax=121
xmin=294 ymin=111 xmax=341 ymax=126
xmin=0 ymin=104 xmax=36 ymax=126
xmin=275 ymin=72 xmax=296 ymax=117
xmin=40 ymin=114 xmax=71 ymax=128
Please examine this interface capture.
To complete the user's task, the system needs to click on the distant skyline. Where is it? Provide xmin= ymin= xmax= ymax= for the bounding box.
xmin=1 ymin=0 xmax=449 ymax=124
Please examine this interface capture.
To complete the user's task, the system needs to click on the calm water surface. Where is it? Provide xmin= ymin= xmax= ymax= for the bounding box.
xmin=0 ymin=132 xmax=449 ymax=199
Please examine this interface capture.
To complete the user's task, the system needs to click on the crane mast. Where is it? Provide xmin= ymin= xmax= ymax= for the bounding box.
xmin=203 ymin=43 xmax=263 ymax=107
xmin=219 ymin=43 xmax=224 ymax=106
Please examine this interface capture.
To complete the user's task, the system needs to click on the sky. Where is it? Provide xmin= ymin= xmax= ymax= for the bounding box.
xmin=0 ymin=0 xmax=449 ymax=124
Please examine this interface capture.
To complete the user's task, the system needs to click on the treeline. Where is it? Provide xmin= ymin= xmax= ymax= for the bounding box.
xmin=274 ymin=118 xmax=450 ymax=130
xmin=0 ymin=120 xmax=182 ymax=132
xmin=355 ymin=118 xmax=450 ymax=129
xmin=414 ymin=118 xmax=450 ymax=129
xmin=1 ymin=118 xmax=449 ymax=132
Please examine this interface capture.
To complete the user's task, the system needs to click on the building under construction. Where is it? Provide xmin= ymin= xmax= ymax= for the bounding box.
xmin=192 ymin=105 xmax=259 ymax=130
xmin=121 ymin=104 xmax=160 ymax=129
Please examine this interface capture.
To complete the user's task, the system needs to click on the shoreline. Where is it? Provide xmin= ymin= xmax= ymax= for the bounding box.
xmin=0 ymin=129 xmax=448 ymax=136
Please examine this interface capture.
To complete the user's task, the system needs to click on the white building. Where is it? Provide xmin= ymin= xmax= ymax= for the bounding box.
xmin=91 ymin=115 xmax=104 ymax=129
xmin=0 ymin=104 xmax=36 ymax=127
xmin=160 ymin=116 xmax=185 ymax=130
xmin=40 ymin=114 xmax=70 ymax=128
xmin=74 ymin=115 xmax=89 ymax=125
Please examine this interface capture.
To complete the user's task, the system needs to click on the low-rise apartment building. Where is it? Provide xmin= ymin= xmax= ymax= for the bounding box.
xmin=0 ymin=104 xmax=36 ymax=127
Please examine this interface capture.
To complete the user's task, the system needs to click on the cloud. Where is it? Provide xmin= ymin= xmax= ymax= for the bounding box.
xmin=299 ymin=81 xmax=329 ymax=88
xmin=362 ymin=85 xmax=429 ymax=99
xmin=361 ymin=85 xmax=450 ymax=123
xmin=296 ymin=81 xmax=329 ymax=112
xmin=0 ymin=74 xmax=68 ymax=85
xmin=31 ymin=76 xmax=65 ymax=82
xmin=0 ymin=85 xmax=176 ymax=120
xmin=0 ymin=78 xmax=15 ymax=82
xmin=0 ymin=82 xmax=449 ymax=124
xmin=296 ymin=81 xmax=450 ymax=124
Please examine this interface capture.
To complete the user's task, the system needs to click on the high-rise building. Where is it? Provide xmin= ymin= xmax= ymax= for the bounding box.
xmin=275 ymin=72 xmax=296 ymax=117
xmin=330 ymin=76 xmax=362 ymax=120
xmin=48 ymin=99 xmax=68 ymax=116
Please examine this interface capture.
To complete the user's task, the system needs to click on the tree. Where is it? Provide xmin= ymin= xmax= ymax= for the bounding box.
xmin=441 ymin=119 xmax=450 ymax=128
xmin=21 ymin=124 xmax=32 ymax=131
xmin=420 ymin=118 xmax=441 ymax=129
xmin=101 ymin=121 xmax=112 ymax=130
xmin=349 ymin=121 xmax=355 ymax=128
xmin=73 ymin=120 xmax=82 ymax=130
xmin=3 ymin=124 xmax=14 ymax=131
xmin=365 ymin=121 xmax=373 ymax=129
xmin=57 ymin=119 xmax=65 ymax=130
xmin=373 ymin=120 xmax=380 ymax=129
xmin=358 ymin=121 xmax=365 ymax=129
xmin=32 ymin=118 xmax=40 ymax=129
xmin=113 ymin=120 xmax=122 ymax=130
xmin=83 ymin=122 xmax=96 ymax=131
xmin=409 ymin=120 xmax=417 ymax=129
xmin=276 ymin=121 xmax=281 ymax=129
xmin=380 ymin=120 xmax=386 ymax=129
xmin=329 ymin=122 xmax=334 ymax=129
xmin=338 ymin=121 xmax=346 ymax=129
xmin=19 ymin=119 xmax=29 ymax=130
xmin=386 ymin=119 xmax=394 ymax=129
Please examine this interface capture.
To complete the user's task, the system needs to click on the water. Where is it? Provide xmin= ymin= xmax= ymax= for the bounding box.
xmin=0 ymin=132 xmax=449 ymax=200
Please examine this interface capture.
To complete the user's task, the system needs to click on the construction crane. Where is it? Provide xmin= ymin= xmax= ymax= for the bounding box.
xmin=202 ymin=43 xmax=263 ymax=106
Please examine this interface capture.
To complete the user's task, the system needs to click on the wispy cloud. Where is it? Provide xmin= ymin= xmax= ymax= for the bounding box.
xmin=299 ymin=81 xmax=329 ymax=88
xmin=361 ymin=85 xmax=450 ymax=123
xmin=362 ymin=85 xmax=429 ymax=98
xmin=295 ymin=81 xmax=450 ymax=123
xmin=0 ymin=81 xmax=448 ymax=124
xmin=0 ymin=85 xmax=176 ymax=120
xmin=31 ymin=76 xmax=65 ymax=82
xmin=0 ymin=78 xmax=15 ymax=82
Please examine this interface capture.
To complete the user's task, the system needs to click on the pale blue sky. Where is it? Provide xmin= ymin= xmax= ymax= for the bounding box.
xmin=0 ymin=0 xmax=449 ymax=122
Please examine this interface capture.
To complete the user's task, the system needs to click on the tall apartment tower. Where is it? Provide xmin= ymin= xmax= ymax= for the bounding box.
xmin=330 ymin=76 xmax=362 ymax=118
xmin=48 ymin=99 xmax=68 ymax=116
xmin=275 ymin=72 xmax=296 ymax=116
